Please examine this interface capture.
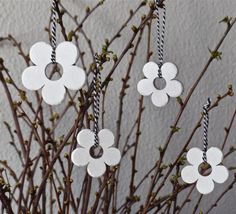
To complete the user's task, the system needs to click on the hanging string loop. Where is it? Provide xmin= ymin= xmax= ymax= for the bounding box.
xmin=202 ymin=98 xmax=211 ymax=163
xmin=155 ymin=0 xmax=166 ymax=78
xmin=51 ymin=0 xmax=57 ymax=63
xmin=93 ymin=54 xmax=102 ymax=147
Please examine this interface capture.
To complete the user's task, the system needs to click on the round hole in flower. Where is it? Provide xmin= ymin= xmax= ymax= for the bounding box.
xmin=153 ymin=77 xmax=166 ymax=90
xmin=198 ymin=162 xmax=212 ymax=176
xmin=89 ymin=145 xmax=103 ymax=159
xmin=45 ymin=62 xmax=63 ymax=81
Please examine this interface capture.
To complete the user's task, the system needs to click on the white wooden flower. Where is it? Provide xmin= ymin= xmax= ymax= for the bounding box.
xmin=22 ymin=42 xmax=86 ymax=105
xmin=137 ymin=62 xmax=183 ymax=107
xmin=181 ymin=147 xmax=229 ymax=194
xmin=71 ymin=129 xmax=121 ymax=177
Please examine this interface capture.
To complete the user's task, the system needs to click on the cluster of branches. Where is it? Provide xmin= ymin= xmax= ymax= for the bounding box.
xmin=0 ymin=0 xmax=235 ymax=213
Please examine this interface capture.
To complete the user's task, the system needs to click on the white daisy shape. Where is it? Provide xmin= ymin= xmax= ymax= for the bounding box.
xmin=71 ymin=129 xmax=121 ymax=177
xmin=22 ymin=41 xmax=86 ymax=105
xmin=137 ymin=62 xmax=183 ymax=107
xmin=181 ymin=147 xmax=229 ymax=194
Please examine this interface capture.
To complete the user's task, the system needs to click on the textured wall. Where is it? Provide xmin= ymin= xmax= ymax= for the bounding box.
xmin=0 ymin=0 xmax=236 ymax=213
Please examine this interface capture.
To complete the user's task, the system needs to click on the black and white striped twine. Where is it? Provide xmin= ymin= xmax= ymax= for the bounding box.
xmin=202 ymin=98 xmax=211 ymax=163
xmin=155 ymin=0 xmax=166 ymax=78
xmin=51 ymin=0 xmax=57 ymax=63
xmin=93 ymin=54 xmax=102 ymax=147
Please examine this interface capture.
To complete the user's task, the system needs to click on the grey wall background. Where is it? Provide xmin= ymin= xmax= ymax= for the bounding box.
xmin=0 ymin=0 xmax=235 ymax=213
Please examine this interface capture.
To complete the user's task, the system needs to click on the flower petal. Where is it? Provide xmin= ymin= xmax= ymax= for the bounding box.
xmin=77 ymin=129 xmax=95 ymax=148
xmin=186 ymin=147 xmax=203 ymax=166
xmin=56 ymin=42 xmax=77 ymax=66
xmin=143 ymin=62 xmax=159 ymax=79
xmin=196 ymin=177 xmax=214 ymax=194
xmin=161 ymin=62 xmax=178 ymax=80
xmin=137 ymin=79 xmax=156 ymax=96
xmin=181 ymin=165 xmax=199 ymax=184
xmin=30 ymin=42 xmax=52 ymax=66
xmin=22 ymin=66 xmax=45 ymax=90
xmin=164 ymin=80 xmax=183 ymax=97
xmin=151 ymin=90 xmax=168 ymax=107
xmin=103 ymin=148 xmax=121 ymax=166
xmin=211 ymin=165 xmax=229 ymax=183
xmin=41 ymin=81 xmax=65 ymax=105
xmin=61 ymin=66 xmax=86 ymax=90
xmin=71 ymin=148 xmax=90 ymax=166
xmin=206 ymin=147 xmax=223 ymax=166
xmin=87 ymin=159 xmax=106 ymax=177
xmin=98 ymin=129 xmax=114 ymax=148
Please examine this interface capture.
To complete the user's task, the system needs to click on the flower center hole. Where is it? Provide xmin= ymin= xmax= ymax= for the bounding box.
xmin=153 ymin=77 xmax=166 ymax=90
xmin=89 ymin=145 xmax=103 ymax=159
xmin=45 ymin=62 xmax=63 ymax=81
xmin=198 ymin=162 xmax=212 ymax=176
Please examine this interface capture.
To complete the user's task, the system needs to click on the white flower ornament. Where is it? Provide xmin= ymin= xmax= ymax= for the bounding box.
xmin=137 ymin=62 xmax=183 ymax=107
xmin=71 ymin=129 xmax=121 ymax=177
xmin=22 ymin=42 xmax=86 ymax=105
xmin=181 ymin=147 xmax=229 ymax=194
